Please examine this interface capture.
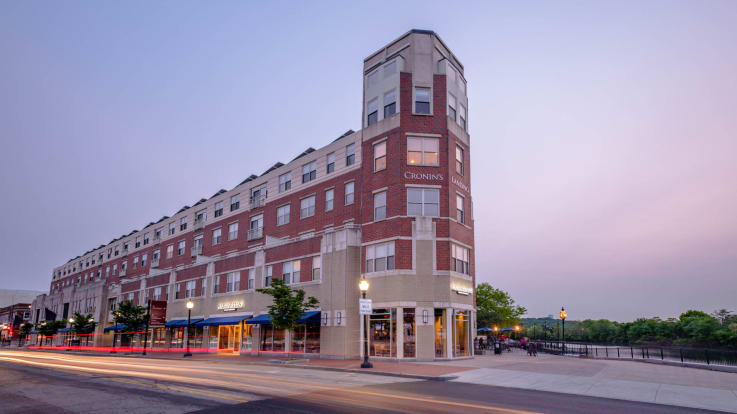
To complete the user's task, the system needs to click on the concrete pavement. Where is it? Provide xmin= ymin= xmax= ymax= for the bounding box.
xmin=434 ymin=349 xmax=737 ymax=413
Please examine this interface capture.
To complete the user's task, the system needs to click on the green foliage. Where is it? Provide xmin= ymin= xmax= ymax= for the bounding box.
xmin=20 ymin=322 xmax=34 ymax=335
xmin=70 ymin=313 xmax=96 ymax=335
xmin=112 ymin=300 xmax=147 ymax=332
xmin=521 ymin=308 xmax=737 ymax=348
xmin=257 ymin=279 xmax=319 ymax=332
xmin=476 ymin=283 xmax=527 ymax=329
xmin=37 ymin=320 xmax=66 ymax=337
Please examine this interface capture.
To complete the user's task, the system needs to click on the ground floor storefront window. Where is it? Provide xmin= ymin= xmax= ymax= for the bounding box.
xmin=241 ymin=324 xmax=253 ymax=351
xmin=290 ymin=324 xmax=320 ymax=354
xmin=403 ymin=308 xmax=416 ymax=358
xmin=435 ymin=309 xmax=446 ymax=358
xmin=152 ymin=327 xmax=167 ymax=348
xmin=217 ymin=324 xmax=240 ymax=352
xmin=260 ymin=325 xmax=285 ymax=352
xmin=369 ymin=308 xmax=396 ymax=357
xmin=453 ymin=310 xmax=471 ymax=357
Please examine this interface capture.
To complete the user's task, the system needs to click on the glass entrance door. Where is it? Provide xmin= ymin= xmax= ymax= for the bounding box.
xmin=217 ymin=325 xmax=241 ymax=352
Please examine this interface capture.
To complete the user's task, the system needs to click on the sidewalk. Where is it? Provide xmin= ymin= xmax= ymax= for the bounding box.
xmin=434 ymin=349 xmax=737 ymax=413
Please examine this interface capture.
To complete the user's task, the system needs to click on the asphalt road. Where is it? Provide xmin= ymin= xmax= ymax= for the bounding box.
xmin=0 ymin=350 xmax=728 ymax=414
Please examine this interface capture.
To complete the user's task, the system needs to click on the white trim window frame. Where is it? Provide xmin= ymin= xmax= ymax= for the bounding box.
xmin=407 ymin=137 xmax=439 ymax=166
xmin=374 ymin=141 xmax=387 ymax=172
xmin=414 ymin=87 xmax=431 ymax=115
xmin=277 ymin=204 xmax=290 ymax=226
xmin=228 ymin=222 xmax=239 ymax=241
xmin=279 ymin=172 xmax=292 ymax=192
xmin=345 ymin=182 xmax=355 ymax=205
xmin=365 ymin=242 xmax=395 ymax=273
xmin=300 ymin=195 xmax=315 ymax=219
xmin=452 ymin=244 xmax=470 ymax=275
xmin=407 ymin=188 xmax=439 ymax=217
xmin=456 ymin=194 xmax=465 ymax=224
xmin=325 ymin=189 xmax=334 ymax=212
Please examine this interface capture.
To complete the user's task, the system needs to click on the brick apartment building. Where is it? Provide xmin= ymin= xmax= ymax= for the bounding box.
xmin=32 ymin=29 xmax=475 ymax=360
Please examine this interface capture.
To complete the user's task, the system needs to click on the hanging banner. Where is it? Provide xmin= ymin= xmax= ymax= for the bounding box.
xmin=149 ymin=300 xmax=168 ymax=326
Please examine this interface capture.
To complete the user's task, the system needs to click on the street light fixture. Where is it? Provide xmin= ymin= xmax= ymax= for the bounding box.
xmin=559 ymin=307 xmax=567 ymax=354
xmin=358 ymin=277 xmax=372 ymax=369
xmin=183 ymin=300 xmax=194 ymax=358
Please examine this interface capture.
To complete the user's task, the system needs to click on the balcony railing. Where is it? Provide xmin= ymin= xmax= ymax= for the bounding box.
xmin=194 ymin=218 xmax=205 ymax=231
xmin=248 ymin=227 xmax=263 ymax=240
xmin=249 ymin=194 xmax=266 ymax=209
xmin=191 ymin=245 xmax=203 ymax=257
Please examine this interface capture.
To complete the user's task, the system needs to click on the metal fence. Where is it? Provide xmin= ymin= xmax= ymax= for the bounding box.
xmin=534 ymin=341 xmax=737 ymax=367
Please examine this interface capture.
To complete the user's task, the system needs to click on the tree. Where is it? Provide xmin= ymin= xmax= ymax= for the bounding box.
xmin=711 ymin=309 xmax=733 ymax=325
xmin=476 ymin=283 xmax=526 ymax=329
xmin=70 ymin=313 xmax=97 ymax=346
xmin=112 ymin=300 xmax=147 ymax=347
xmin=37 ymin=320 xmax=66 ymax=345
xmin=257 ymin=279 xmax=319 ymax=355
xmin=19 ymin=322 xmax=33 ymax=346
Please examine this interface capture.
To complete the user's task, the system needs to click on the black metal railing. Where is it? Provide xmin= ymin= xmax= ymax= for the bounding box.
xmin=534 ymin=341 xmax=737 ymax=367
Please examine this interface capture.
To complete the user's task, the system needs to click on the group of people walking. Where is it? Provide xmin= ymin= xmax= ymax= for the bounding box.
xmin=474 ymin=335 xmax=538 ymax=357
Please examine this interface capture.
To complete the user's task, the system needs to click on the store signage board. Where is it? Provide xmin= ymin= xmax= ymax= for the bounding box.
xmin=218 ymin=301 xmax=244 ymax=312
xmin=359 ymin=299 xmax=372 ymax=315
xmin=149 ymin=300 xmax=167 ymax=325
xmin=452 ymin=284 xmax=473 ymax=296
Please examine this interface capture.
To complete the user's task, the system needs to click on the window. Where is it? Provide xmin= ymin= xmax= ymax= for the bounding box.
xmin=374 ymin=191 xmax=386 ymax=221
xmin=457 ymin=194 xmax=465 ymax=224
xmin=193 ymin=236 xmax=203 ymax=254
xmin=384 ymin=60 xmax=396 ymax=77
xmin=283 ymin=260 xmax=300 ymax=284
xmin=326 ymin=152 xmax=335 ymax=173
xmin=384 ymin=90 xmax=396 ymax=118
xmin=153 ymin=287 xmax=161 ymax=301
xmin=325 ymin=189 xmax=334 ymax=212
xmin=277 ymin=205 xmax=290 ymax=226
xmin=366 ymin=70 xmax=379 ymax=88
xmin=214 ymin=201 xmax=223 ymax=217
xmin=250 ymin=184 xmax=266 ymax=207
xmin=169 ymin=222 xmax=176 ymax=235
xmin=448 ymin=93 xmax=457 ymax=121
xmin=135 ymin=236 xmax=141 ymax=248
xmin=300 ymin=196 xmax=315 ymax=218
xmin=346 ymin=143 xmax=355 ymax=166
xmin=166 ymin=245 xmax=173 ymax=259
xmin=175 ymin=284 xmax=181 ymax=299
xmin=112 ymin=264 xmax=117 ymax=275
xmin=345 ymin=182 xmax=354 ymax=205
xmin=407 ymin=137 xmax=439 ymax=166
xmin=279 ymin=172 xmax=291 ymax=192
xmin=248 ymin=269 xmax=255 ymax=290
xmin=185 ymin=280 xmax=196 ymax=298
xmin=212 ymin=228 xmax=222 ymax=245
xmin=213 ymin=275 xmax=219 ymax=294
xmin=374 ymin=141 xmax=386 ymax=171
xmin=367 ymin=98 xmax=378 ymax=126
xmin=459 ymin=104 xmax=467 ymax=129
xmin=195 ymin=210 xmax=206 ymax=225
xmin=179 ymin=217 xmax=187 ymax=231
xmin=265 ymin=266 xmax=272 ymax=287
xmin=452 ymin=244 xmax=470 ymax=275
xmin=128 ymin=293 xmax=134 ymax=302
xmin=249 ymin=215 xmax=263 ymax=239
xmin=153 ymin=249 xmax=160 ymax=262
xmin=302 ymin=161 xmax=316 ymax=183
xmin=455 ymin=145 xmax=464 ymax=176
xmin=154 ymin=228 xmax=162 ymax=241
xmin=121 ymin=261 xmax=127 ymax=272
xmin=407 ymin=188 xmax=439 ymax=217
xmin=133 ymin=256 xmax=139 ymax=269
xmin=230 ymin=194 xmax=240 ymax=211
xmin=366 ymin=242 xmax=395 ymax=272
xmin=226 ymin=272 xmax=240 ymax=292
xmin=143 ymin=233 xmax=150 ymax=245
xmin=228 ymin=222 xmax=238 ymax=240
xmin=312 ymin=256 xmax=321 ymax=281
xmin=177 ymin=240 xmax=185 ymax=256
xmin=105 ymin=266 xmax=110 ymax=277
xmin=141 ymin=254 xmax=147 ymax=267
xmin=415 ymin=87 xmax=431 ymax=114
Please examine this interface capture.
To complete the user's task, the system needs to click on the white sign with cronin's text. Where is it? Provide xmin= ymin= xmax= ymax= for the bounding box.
xmin=359 ymin=299 xmax=373 ymax=315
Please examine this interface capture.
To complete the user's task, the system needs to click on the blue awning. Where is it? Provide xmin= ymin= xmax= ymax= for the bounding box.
xmin=58 ymin=328 xmax=70 ymax=333
xmin=297 ymin=311 xmax=321 ymax=324
xmin=245 ymin=314 xmax=272 ymax=325
xmin=165 ymin=318 xmax=203 ymax=328
xmin=104 ymin=324 xmax=126 ymax=333
xmin=195 ymin=315 xmax=251 ymax=327
xmin=477 ymin=327 xmax=493 ymax=332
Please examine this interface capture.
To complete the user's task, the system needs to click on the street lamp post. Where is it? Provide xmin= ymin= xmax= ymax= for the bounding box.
xmin=559 ymin=307 xmax=567 ymax=355
xmin=183 ymin=300 xmax=193 ymax=358
xmin=67 ymin=318 xmax=75 ymax=350
xmin=358 ymin=278 xmax=372 ymax=369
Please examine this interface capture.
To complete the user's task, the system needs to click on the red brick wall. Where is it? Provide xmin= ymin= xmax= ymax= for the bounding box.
xmin=175 ymin=264 xmax=207 ymax=282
